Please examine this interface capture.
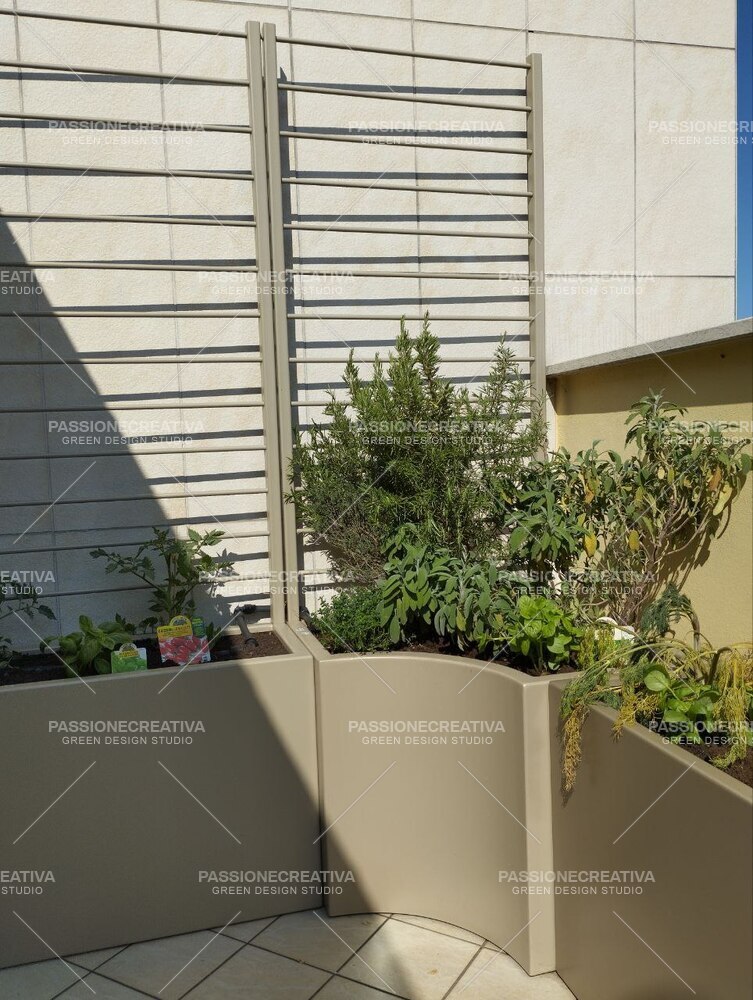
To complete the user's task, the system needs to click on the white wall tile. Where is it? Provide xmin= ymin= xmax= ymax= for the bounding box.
xmin=528 ymin=0 xmax=634 ymax=39
xmin=636 ymin=276 xmax=735 ymax=343
xmin=534 ymin=32 xmax=635 ymax=274
xmin=635 ymin=43 xmax=736 ymax=276
xmin=635 ymin=0 xmax=736 ymax=48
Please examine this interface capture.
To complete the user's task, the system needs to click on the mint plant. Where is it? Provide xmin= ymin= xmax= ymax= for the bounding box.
xmin=504 ymin=595 xmax=581 ymax=673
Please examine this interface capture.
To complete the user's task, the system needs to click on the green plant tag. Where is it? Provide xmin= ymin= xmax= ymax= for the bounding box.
xmin=111 ymin=643 xmax=148 ymax=673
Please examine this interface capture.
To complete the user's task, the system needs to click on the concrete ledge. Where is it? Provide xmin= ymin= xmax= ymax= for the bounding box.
xmin=546 ymin=317 xmax=753 ymax=377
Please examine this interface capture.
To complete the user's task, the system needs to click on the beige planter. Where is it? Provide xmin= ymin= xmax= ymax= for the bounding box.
xmin=0 ymin=624 xmax=320 ymax=969
xmin=298 ymin=627 xmax=560 ymax=975
xmin=548 ymin=682 xmax=753 ymax=1000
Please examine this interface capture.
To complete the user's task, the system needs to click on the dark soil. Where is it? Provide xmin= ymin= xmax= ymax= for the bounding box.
xmin=396 ymin=637 xmax=577 ymax=676
xmin=0 ymin=630 xmax=289 ymax=687
xmin=680 ymin=739 xmax=753 ymax=790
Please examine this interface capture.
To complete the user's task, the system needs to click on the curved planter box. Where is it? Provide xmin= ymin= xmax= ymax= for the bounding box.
xmin=548 ymin=682 xmax=753 ymax=1000
xmin=298 ymin=628 xmax=561 ymax=975
xmin=0 ymin=624 xmax=320 ymax=970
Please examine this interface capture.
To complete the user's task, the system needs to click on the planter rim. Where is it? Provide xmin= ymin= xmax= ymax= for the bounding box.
xmin=550 ymin=678 xmax=753 ymax=804
xmin=0 ymin=622 xmax=309 ymax=696
xmin=294 ymin=623 xmax=573 ymax=688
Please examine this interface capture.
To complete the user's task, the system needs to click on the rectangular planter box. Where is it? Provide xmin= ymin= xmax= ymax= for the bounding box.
xmin=548 ymin=681 xmax=753 ymax=1000
xmin=0 ymin=624 xmax=321 ymax=969
xmin=298 ymin=627 xmax=561 ymax=975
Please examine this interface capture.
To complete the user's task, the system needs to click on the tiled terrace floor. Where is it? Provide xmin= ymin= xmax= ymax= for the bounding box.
xmin=0 ymin=911 xmax=575 ymax=999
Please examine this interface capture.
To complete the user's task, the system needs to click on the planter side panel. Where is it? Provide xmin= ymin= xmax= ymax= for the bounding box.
xmin=0 ymin=655 xmax=320 ymax=969
xmin=549 ymin=684 xmax=753 ymax=1000
xmin=315 ymin=652 xmax=556 ymax=974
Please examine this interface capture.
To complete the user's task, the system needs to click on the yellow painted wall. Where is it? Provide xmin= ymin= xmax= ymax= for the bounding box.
xmin=551 ymin=336 xmax=753 ymax=646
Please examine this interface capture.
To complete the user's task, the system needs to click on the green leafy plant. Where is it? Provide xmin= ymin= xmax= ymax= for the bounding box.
xmin=288 ymin=316 xmax=546 ymax=583
xmin=91 ymin=528 xmax=232 ymax=631
xmin=378 ymin=526 xmax=525 ymax=653
xmin=561 ymin=637 xmax=753 ymax=791
xmin=310 ymin=587 xmax=392 ymax=653
xmin=504 ymin=595 xmax=581 ymax=673
xmin=1 ymin=586 xmax=55 ymax=667
xmin=44 ymin=615 xmax=135 ymax=678
xmin=506 ymin=392 xmax=751 ymax=627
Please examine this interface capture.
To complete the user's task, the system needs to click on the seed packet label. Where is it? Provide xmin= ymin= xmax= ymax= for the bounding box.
xmin=156 ymin=615 xmax=211 ymax=666
xmin=111 ymin=643 xmax=148 ymax=673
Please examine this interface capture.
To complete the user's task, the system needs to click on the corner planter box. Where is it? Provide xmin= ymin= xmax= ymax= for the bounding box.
xmin=0 ymin=624 xmax=320 ymax=970
xmin=297 ymin=627 xmax=561 ymax=975
xmin=548 ymin=682 xmax=753 ymax=1000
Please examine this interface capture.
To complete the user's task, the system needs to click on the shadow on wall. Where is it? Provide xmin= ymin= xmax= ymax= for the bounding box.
xmin=0 ymin=209 xmax=269 ymax=646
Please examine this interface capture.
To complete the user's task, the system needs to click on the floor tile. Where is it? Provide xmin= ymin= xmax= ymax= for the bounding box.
xmin=96 ymin=930 xmax=240 ymax=1000
xmin=252 ymin=908 xmax=386 ymax=973
xmin=315 ymin=976 xmax=398 ymax=1000
xmin=184 ymin=943 xmax=328 ymax=998
xmin=64 ymin=947 xmax=125 ymax=971
xmin=0 ymin=959 xmax=88 ymax=1000
xmin=215 ymin=917 xmax=276 ymax=944
xmin=446 ymin=948 xmax=576 ymax=999
xmin=390 ymin=914 xmax=484 ymax=946
xmin=339 ymin=918 xmax=479 ymax=1000
xmin=57 ymin=973 xmax=155 ymax=999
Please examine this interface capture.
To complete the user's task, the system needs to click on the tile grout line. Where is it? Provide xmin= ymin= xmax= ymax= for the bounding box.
xmin=439 ymin=939 xmax=486 ymax=1000
xmin=388 ymin=914 xmax=485 ymax=947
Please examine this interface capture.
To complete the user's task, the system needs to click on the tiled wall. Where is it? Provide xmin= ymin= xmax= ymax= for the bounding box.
xmin=0 ymin=0 xmax=737 ymax=636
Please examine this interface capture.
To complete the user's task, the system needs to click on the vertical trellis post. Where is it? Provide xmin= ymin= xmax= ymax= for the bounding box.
xmin=246 ymin=21 xmax=286 ymax=625
xmin=261 ymin=22 xmax=302 ymax=626
xmin=526 ymin=53 xmax=547 ymax=407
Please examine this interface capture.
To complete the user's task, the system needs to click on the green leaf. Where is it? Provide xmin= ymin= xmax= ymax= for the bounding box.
xmin=644 ymin=669 xmax=670 ymax=692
